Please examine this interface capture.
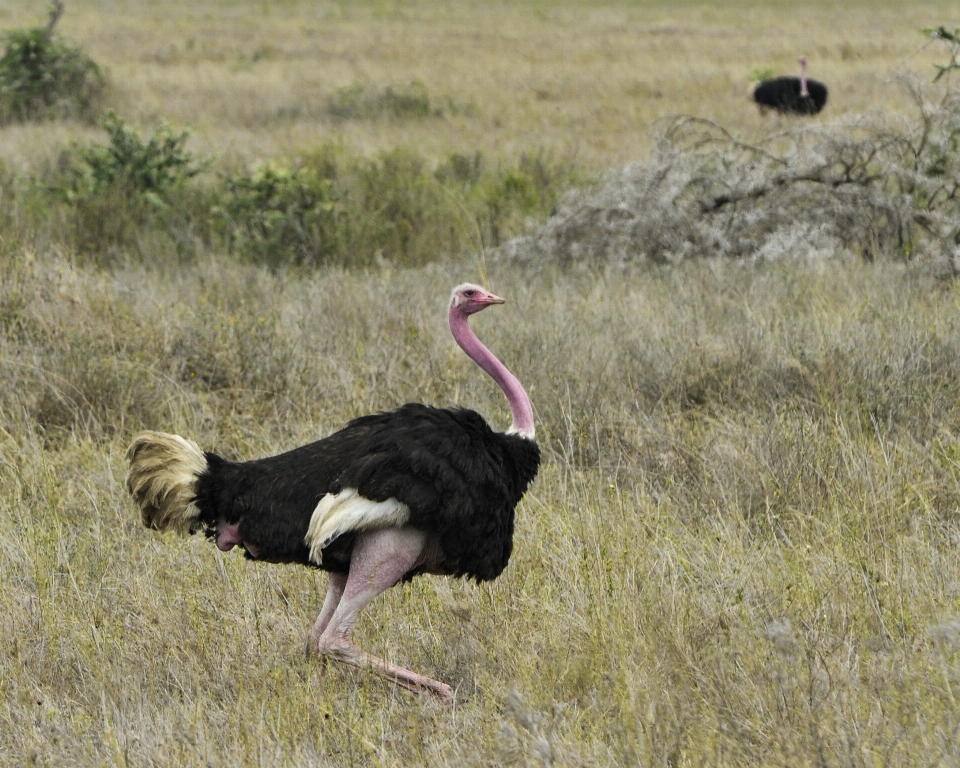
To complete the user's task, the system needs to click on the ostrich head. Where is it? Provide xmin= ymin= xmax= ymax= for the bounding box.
xmin=450 ymin=283 xmax=505 ymax=315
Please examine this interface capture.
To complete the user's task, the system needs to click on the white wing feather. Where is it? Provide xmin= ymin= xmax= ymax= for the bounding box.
xmin=305 ymin=488 xmax=410 ymax=563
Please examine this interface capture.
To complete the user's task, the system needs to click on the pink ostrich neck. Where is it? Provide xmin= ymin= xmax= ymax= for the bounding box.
xmin=799 ymin=59 xmax=809 ymax=97
xmin=449 ymin=306 xmax=535 ymax=439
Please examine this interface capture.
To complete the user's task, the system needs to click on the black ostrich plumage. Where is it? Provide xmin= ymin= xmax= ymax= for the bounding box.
xmin=753 ymin=76 xmax=828 ymax=115
xmin=193 ymin=403 xmax=541 ymax=582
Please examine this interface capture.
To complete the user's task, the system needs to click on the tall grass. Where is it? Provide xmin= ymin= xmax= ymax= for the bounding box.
xmin=3 ymin=253 xmax=960 ymax=764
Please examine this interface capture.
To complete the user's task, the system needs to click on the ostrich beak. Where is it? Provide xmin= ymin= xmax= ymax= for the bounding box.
xmin=485 ymin=293 xmax=506 ymax=305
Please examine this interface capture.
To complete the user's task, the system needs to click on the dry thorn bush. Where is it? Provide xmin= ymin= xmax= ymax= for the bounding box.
xmin=503 ymin=74 xmax=960 ymax=269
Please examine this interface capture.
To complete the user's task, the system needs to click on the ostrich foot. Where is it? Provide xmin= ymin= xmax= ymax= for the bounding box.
xmin=317 ymin=636 xmax=454 ymax=703
xmin=304 ymin=637 xmax=330 ymax=672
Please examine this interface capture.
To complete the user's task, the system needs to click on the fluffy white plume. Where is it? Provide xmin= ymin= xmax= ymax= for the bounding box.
xmin=126 ymin=431 xmax=207 ymax=535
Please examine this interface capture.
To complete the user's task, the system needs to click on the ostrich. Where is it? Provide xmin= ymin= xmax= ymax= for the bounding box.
xmin=753 ymin=56 xmax=828 ymax=116
xmin=126 ymin=284 xmax=541 ymax=703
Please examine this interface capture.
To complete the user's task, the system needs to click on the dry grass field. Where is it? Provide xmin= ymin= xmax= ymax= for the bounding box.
xmin=0 ymin=0 xmax=957 ymax=172
xmin=3 ymin=0 xmax=960 ymax=766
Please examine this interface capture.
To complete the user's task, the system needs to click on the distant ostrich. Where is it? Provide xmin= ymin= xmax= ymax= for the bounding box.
xmin=126 ymin=284 xmax=541 ymax=703
xmin=753 ymin=56 xmax=828 ymax=115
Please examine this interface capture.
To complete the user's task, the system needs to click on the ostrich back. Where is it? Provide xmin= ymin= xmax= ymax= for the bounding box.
xmin=753 ymin=76 xmax=828 ymax=115
xmin=194 ymin=403 xmax=541 ymax=582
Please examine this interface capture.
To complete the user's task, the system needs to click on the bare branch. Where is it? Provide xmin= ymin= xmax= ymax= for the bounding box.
xmin=44 ymin=1 xmax=64 ymax=40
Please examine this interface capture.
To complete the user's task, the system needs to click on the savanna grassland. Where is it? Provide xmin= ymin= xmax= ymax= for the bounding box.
xmin=0 ymin=0 xmax=954 ymax=171
xmin=4 ymin=1 xmax=960 ymax=766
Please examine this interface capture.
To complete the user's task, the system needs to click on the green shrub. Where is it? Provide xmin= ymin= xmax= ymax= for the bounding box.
xmin=452 ymin=150 xmax=581 ymax=247
xmin=353 ymin=148 xmax=451 ymax=262
xmin=62 ymin=110 xmax=206 ymax=203
xmin=214 ymin=147 xmax=450 ymax=268
xmin=214 ymin=160 xmax=346 ymax=268
xmin=378 ymin=81 xmax=435 ymax=118
xmin=49 ymin=111 xmax=211 ymax=262
xmin=1 ymin=118 xmax=578 ymax=269
xmin=0 ymin=4 xmax=104 ymax=123
xmin=925 ymin=26 xmax=960 ymax=82
xmin=748 ymin=66 xmax=778 ymax=84
xmin=474 ymin=152 xmax=576 ymax=248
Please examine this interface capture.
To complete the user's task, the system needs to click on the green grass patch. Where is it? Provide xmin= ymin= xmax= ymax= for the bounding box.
xmin=325 ymin=80 xmax=440 ymax=120
xmin=0 ymin=117 xmax=583 ymax=268
xmin=212 ymin=146 xmax=581 ymax=268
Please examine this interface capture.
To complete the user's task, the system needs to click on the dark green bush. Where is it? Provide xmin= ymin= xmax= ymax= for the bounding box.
xmin=214 ymin=160 xmax=346 ymax=268
xmin=0 ymin=6 xmax=104 ymax=123
xmin=61 ymin=110 xmax=206 ymax=203
xmin=354 ymin=148 xmax=451 ymax=262
xmin=48 ymin=111 xmax=211 ymax=262
xmin=378 ymin=81 xmax=435 ymax=118
xmin=214 ymin=147 xmax=451 ymax=268
xmin=469 ymin=151 xmax=577 ymax=246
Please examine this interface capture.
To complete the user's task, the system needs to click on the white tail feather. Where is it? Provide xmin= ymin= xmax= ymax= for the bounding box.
xmin=305 ymin=488 xmax=410 ymax=563
xmin=126 ymin=431 xmax=207 ymax=535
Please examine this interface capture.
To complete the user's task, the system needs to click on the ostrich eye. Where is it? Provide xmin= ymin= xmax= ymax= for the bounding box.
xmin=464 ymin=290 xmax=476 ymax=297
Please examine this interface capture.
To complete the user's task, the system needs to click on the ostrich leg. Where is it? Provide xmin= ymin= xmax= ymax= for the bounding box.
xmin=311 ymin=572 xmax=348 ymax=638
xmin=307 ymin=571 xmax=347 ymax=658
xmin=312 ymin=527 xmax=454 ymax=703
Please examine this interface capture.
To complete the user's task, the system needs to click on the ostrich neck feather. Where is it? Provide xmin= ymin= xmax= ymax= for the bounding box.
xmin=448 ymin=305 xmax=535 ymax=439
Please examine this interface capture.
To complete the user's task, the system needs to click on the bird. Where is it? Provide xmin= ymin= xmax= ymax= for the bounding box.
xmin=125 ymin=284 xmax=541 ymax=703
xmin=752 ymin=55 xmax=828 ymax=116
